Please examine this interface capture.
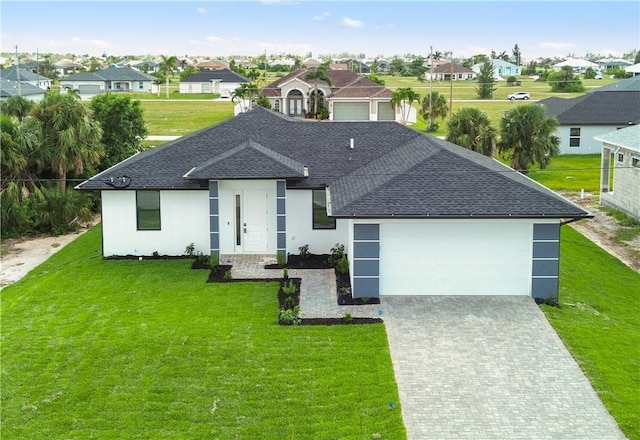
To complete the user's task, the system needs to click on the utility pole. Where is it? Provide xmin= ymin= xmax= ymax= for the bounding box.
xmin=429 ymin=46 xmax=434 ymax=131
xmin=449 ymin=51 xmax=453 ymax=121
xmin=15 ymin=45 xmax=22 ymax=97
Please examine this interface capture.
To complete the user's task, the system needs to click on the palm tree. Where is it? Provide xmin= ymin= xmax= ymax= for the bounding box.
xmin=0 ymin=113 xmax=41 ymax=192
xmin=231 ymin=82 xmax=259 ymax=113
xmin=446 ymin=107 xmax=497 ymax=157
xmin=499 ymin=104 xmax=560 ymax=172
xmin=304 ymin=66 xmax=332 ymax=117
xmin=391 ymin=87 xmax=420 ymax=125
xmin=31 ymin=92 xmax=104 ymax=190
xmin=159 ymin=55 xmax=178 ymax=99
xmin=1 ymin=96 xmax=34 ymax=122
xmin=420 ymin=91 xmax=448 ymax=131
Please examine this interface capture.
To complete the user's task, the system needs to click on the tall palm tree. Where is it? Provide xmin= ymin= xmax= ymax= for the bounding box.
xmin=231 ymin=82 xmax=259 ymax=113
xmin=499 ymin=104 xmax=560 ymax=172
xmin=159 ymin=55 xmax=178 ymax=99
xmin=391 ymin=87 xmax=420 ymax=125
xmin=0 ymin=113 xmax=41 ymax=192
xmin=446 ymin=107 xmax=497 ymax=157
xmin=31 ymin=92 xmax=104 ymax=190
xmin=1 ymin=96 xmax=34 ymax=122
xmin=304 ymin=66 xmax=332 ymax=117
xmin=420 ymin=91 xmax=448 ymax=131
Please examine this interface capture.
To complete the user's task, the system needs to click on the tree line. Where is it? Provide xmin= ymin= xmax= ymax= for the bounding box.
xmin=1 ymin=92 xmax=147 ymax=237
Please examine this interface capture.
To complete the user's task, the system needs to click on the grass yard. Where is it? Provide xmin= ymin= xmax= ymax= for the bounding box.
xmin=527 ymin=154 xmax=601 ymax=192
xmin=141 ymin=101 xmax=234 ymax=136
xmin=1 ymin=227 xmax=406 ymax=440
xmin=543 ymin=227 xmax=640 ymax=439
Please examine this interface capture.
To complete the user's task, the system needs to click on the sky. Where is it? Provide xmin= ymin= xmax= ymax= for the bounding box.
xmin=1 ymin=1 xmax=639 ymax=61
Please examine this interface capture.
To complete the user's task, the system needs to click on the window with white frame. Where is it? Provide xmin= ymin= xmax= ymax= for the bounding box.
xmin=569 ymin=127 xmax=581 ymax=147
xmin=617 ymin=152 xmax=624 ymax=163
xmin=274 ymin=99 xmax=280 ymax=112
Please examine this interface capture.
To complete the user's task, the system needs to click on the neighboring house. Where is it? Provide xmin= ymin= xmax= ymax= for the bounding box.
xmin=1 ymin=66 xmax=52 ymax=90
xmin=269 ymin=59 xmax=295 ymax=69
xmin=260 ymin=68 xmax=412 ymax=122
xmin=597 ymin=125 xmax=640 ymax=221
xmin=625 ymin=63 xmax=640 ymax=77
xmin=132 ymin=60 xmax=159 ymax=73
xmin=77 ymin=107 xmax=590 ymax=301
xmin=539 ymin=77 xmax=640 ymax=154
xmin=424 ymin=62 xmax=476 ymax=81
xmin=179 ymin=69 xmax=249 ymax=95
xmin=195 ymin=60 xmax=228 ymax=70
xmin=60 ymin=67 xmax=156 ymax=98
xmin=552 ymin=58 xmax=599 ymax=74
xmin=597 ymin=58 xmax=631 ymax=70
xmin=54 ymin=59 xmax=84 ymax=76
xmin=302 ymin=58 xmax=323 ymax=69
xmin=472 ymin=59 xmax=521 ymax=78
xmin=0 ymin=79 xmax=46 ymax=101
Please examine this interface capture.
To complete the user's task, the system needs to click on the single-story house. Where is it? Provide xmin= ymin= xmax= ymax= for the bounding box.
xmin=539 ymin=77 xmax=640 ymax=154
xmin=626 ymin=63 xmax=640 ymax=77
xmin=552 ymin=58 xmax=599 ymax=74
xmin=179 ymin=69 xmax=249 ymax=95
xmin=597 ymin=125 xmax=640 ymax=221
xmin=0 ymin=79 xmax=46 ymax=101
xmin=472 ymin=59 xmax=521 ymax=78
xmin=424 ymin=62 xmax=476 ymax=81
xmin=195 ymin=60 xmax=229 ymax=71
xmin=132 ymin=60 xmax=159 ymax=73
xmin=597 ymin=58 xmax=632 ymax=70
xmin=54 ymin=59 xmax=84 ymax=76
xmin=260 ymin=68 xmax=413 ymax=122
xmin=76 ymin=107 xmax=590 ymax=300
xmin=60 ymin=67 xmax=157 ymax=98
xmin=0 ymin=66 xmax=52 ymax=90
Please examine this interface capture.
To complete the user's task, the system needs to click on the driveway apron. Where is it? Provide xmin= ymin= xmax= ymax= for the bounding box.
xmin=381 ymin=296 xmax=626 ymax=440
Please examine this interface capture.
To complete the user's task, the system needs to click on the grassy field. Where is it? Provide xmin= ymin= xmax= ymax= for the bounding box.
xmin=543 ymin=227 xmax=640 ymax=439
xmin=141 ymin=101 xmax=234 ymax=136
xmin=526 ymin=154 xmax=601 ymax=192
xmin=0 ymin=227 xmax=406 ymax=439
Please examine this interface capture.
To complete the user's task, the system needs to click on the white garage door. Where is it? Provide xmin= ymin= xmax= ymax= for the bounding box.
xmin=333 ymin=102 xmax=369 ymax=121
xmin=380 ymin=221 xmax=531 ymax=295
xmin=377 ymin=102 xmax=395 ymax=120
xmin=79 ymin=84 xmax=101 ymax=94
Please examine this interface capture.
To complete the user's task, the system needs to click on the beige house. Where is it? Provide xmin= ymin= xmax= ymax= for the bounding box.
xmin=597 ymin=125 xmax=640 ymax=221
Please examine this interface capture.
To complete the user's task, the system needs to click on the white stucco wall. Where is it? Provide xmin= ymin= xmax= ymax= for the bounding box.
xmin=558 ymin=125 xmax=626 ymax=155
xmin=286 ymin=189 xmax=349 ymax=255
xmin=101 ymin=190 xmax=209 ymax=256
xmin=601 ymin=146 xmax=640 ymax=220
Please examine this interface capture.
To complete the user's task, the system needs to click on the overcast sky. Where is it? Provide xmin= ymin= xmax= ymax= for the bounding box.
xmin=2 ymin=1 xmax=638 ymax=60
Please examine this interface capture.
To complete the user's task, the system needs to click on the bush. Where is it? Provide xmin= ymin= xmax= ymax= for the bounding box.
xmin=184 ymin=243 xmax=195 ymax=257
xmin=336 ymin=255 xmax=350 ymax=275
xmin=317 ymin=107 xmax=330 ymax=120
xmin=298 ymin=244 xmax=310 ymax=258
xmin=279 ymin=306 xmax=301 ymax=325
xmin=282 ymin=280 xmax=297 ymax=296
xmin=328 ymin=243 xmax=345 ymax=267
xmin=276 ymin=250 xmax=287 ymax=267
xmin=506 ymin=76 xmax=517 ymax=85
xmin=282 ymin=267 xmax=289 ymax=280
xmin=223 ymin=270 xmax=232 ymax=281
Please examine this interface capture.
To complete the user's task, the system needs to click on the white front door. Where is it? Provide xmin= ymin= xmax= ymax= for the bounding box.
xmin=240 ymin=190 xmax=268 ymax=253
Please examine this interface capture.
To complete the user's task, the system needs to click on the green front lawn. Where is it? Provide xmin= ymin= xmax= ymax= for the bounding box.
xmin=544 ymin=227 xmax=640 ymax=439
xmin=1 ymin=226 xmax=405 ymax=439
xmin=527 ymin=154 xmax=601 ymax=192
xmin=141 ymin=101 xmax=234 ymax=136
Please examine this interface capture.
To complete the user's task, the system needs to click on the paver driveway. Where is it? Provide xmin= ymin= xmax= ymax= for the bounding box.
xmin=381 ymin=296 xmax=626 ymax=440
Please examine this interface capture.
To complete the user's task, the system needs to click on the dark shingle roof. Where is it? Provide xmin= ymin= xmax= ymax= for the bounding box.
xmin=181 ymin=69 xmax=249 ymax=83
xmin=0 ymin=79 xmax=46 ymax=97
xmin=77 ymin=107 xmax=589 ymax=219
xmin=432 ymin=63 xmax=475 ymax=74
xmin=586 ymin=76 xmax=640 ymax=93
xmin=1 ymin=66 xmax=51 ymax=82
xmin=540 ymin=91 xmax=640 ymax=125
xmin=62 ymin=67 xmax=156 ymax=82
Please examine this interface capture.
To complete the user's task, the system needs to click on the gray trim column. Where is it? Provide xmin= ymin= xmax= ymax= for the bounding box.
xmin=532 ymin=223 xmax=560 ymax=300
xmin=209 ymin=181 xmax=220 ymax=262
xmin=276 ymin=181 xmax=286 ymax=259
xmin=352 ymin=224 xmax=380 ymax=298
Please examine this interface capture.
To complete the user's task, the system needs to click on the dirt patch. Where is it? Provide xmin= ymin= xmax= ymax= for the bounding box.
xmin=0 ymin=217 xmax=99 ymax=289
xmin=559 ymin=191 xmax=640 ymax=272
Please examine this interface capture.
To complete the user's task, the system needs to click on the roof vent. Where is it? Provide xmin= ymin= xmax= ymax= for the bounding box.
xmin=303 ymin=166 xmax=309 ymax=177
xmin=350 ymin=138 xmax=354 ymax=149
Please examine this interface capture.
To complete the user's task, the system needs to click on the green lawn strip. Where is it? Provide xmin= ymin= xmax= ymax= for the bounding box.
xmin=526 ymin=154 xmax=601 ymax=192
xmin=1 ymin=227 xmax=405 ymax=439
xmin=542 ymin=227 xmax=640 ymax=439
xmin=141 ymin=101 xmax=234 ymax=135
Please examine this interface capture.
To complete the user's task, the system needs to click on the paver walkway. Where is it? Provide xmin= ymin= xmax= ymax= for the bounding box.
xmin=381 ymin=296 xmax=626 ymax=440
xmin=221 ymin=256 xmax=626 ymax=439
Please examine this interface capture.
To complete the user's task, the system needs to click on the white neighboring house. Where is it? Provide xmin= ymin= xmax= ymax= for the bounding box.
xmin=0 ymin=79 xmax=46 ymax=102
xmin=60 ymin=67 xmax=156 ymax=99
xmin=77 ymin=107 xmax=591 ymax=301
xmin=539 ymin=77 xmax=640 ymax=154
xmin=552 ymin=58 xmax=599 ymax=74
xmin=424 ymin=62 xmax=476 ymax=81
xmin=179 ymin=69 xmax=249 ymax=95
xmin=0 ymin=66 xmax=52 ymax=90
xmin=597 ymin=125 xmax=640 ymax=221
xmin=625 ymin=63 xmax=640 ymax=77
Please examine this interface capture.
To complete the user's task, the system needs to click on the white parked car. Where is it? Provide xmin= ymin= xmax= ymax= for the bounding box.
xmin=219 ymin=90 xmax=231 ymax=99
xmin=508 ymin=91 xmax=531 ymax=100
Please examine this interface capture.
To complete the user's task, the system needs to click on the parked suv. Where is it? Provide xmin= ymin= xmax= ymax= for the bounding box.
xmin=508 ymin=91 xmax=531 ymax=100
